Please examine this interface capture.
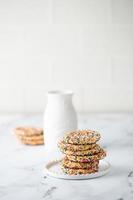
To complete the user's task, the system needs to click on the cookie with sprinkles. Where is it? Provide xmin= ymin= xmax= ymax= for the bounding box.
xmin=61 ymin=165 xmax=98 ymax=175
xmin=21 ymin=138 xmax=44 ymax=145
xmin=58 ymin=139 xmax=97 ymax=151
xmin=14 ymin=127 xmax=43 ymax=137
xmin=66 ymin=148 xmax=106 ymax=163
xmin=18 ymin=134 xmax=44 ymax=141
xmin=14 ymin=127 xmax=44 ymax=145
xmin=59 ymin=144 xmax=101 ymax=156
xmin=61 ymin=157 xmax=99 ymax=169
xmin=63 ymin=129 xmax=101 ymax=145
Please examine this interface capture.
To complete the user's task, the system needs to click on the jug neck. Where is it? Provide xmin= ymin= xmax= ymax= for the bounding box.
xmin=46 ymin=90 xmax=73 ymax=103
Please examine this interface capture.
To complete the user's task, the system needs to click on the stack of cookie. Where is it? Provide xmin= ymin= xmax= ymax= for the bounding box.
xmin=14 ymin=127 xmax=44 ymax=145
xmin=58 ymin=130 xmax=106 ymax=175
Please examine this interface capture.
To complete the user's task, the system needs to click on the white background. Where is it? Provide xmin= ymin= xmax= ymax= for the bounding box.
xmin=0 ymin=0 xmax=133 ymax=113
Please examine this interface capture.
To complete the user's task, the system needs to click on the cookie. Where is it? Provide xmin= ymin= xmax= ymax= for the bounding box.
xmin=14 ymin=127 xmax=43 ymax=137
xmin=66 ymin=149 xmax=106 ymax=162
xmin=18 ymin=134 xmax=44 ymax=141
xmin=61 ymin=157 xmax=99 ymax=169
xmin=63 ymin=129 xmax=101 ymax=145
xmin=14 ymin=127 xmax=44 ymax=145
xmin=58 ymin=139 xmax=96 ymax=151
xmin=61 ymin=165 xmax=98 ymax=175
xmin=21 ymin=139 xmax=44 ymax=145
xmin=59 ymin=144 xmax=101 ymax=156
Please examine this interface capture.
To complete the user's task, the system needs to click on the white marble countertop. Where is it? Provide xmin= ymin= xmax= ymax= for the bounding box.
xmin=0 ymin=113 xmax=133 ymax=200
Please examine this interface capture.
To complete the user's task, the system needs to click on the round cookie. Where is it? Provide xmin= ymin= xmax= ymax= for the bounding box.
xmin=61 ymin=166 xmax=98 ymax=175
xmin=18 ymin=134 xmax=44 ymax=141
xmin=21 ymin=139 xmax=44 ymax=145
xmin=59 ymin=144 xmax=101 ymax=156
xmin=58 ymin=139 xmax=96 ymax=151
xmin=63 ymin=129 xmax=101 ymax=145
xmin=61 ymin=157 xmax=99 ymax=169
xmin=66 ymin=149 xmax=106 ymax=163
xmin=14 ymin=127 xmax=43 ymax=137
xmin=14 ymin=127 xmax=44 ymax=145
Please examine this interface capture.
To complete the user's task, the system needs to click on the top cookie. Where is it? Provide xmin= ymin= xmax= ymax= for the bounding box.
xmin=14 ymin=127 xmax=43 ymax=137
xmin=63 ymin=129 xmax=101 ymax=145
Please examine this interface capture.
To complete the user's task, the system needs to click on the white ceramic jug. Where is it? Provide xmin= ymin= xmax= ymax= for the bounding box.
xmin=44 ymin=91 xmax=77 ymax=160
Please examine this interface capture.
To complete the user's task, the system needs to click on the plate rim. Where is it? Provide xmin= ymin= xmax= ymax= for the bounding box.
xmin=44 ymin=159 xmax=111 ymax=180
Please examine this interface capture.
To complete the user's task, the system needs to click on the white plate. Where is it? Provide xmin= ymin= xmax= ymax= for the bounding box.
xmin=44 ymin=159 xmax=110 ymax=180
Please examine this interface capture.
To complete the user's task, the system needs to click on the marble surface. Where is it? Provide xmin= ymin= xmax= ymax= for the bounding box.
xmin=0 ymin=113 xmax=133 ymax=200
